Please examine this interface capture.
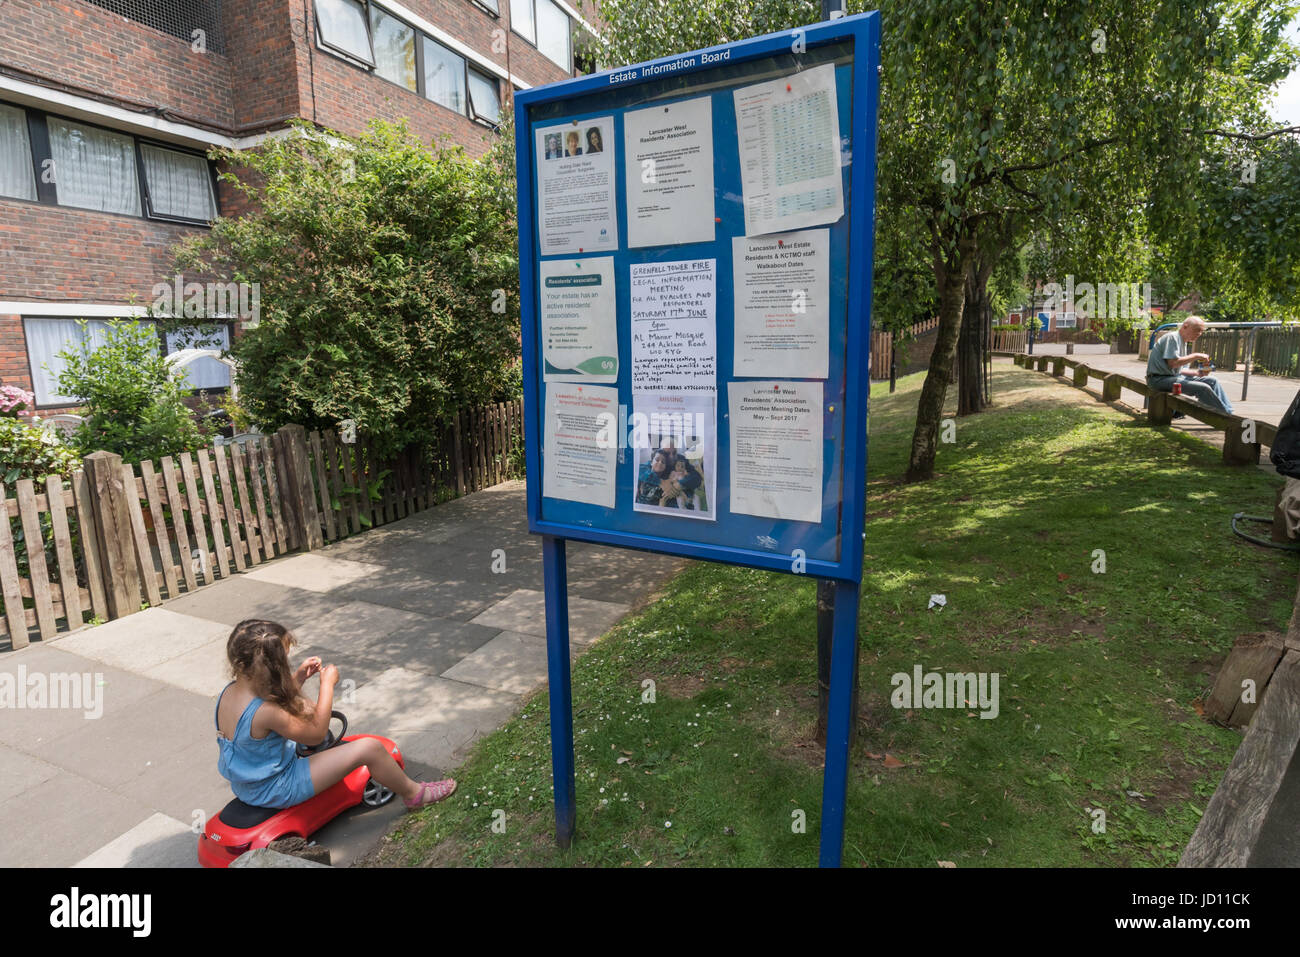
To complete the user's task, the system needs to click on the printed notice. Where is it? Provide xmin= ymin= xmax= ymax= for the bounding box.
xmin=727 ymin=380 xmax=823 ymax=523
xmin=632 ymin=394 xmax=717 ymax=521
xmin=630 ymin=259 xmax=716 ymax=393
xmin=733 ymin=63 xmax=844 ymax=236
xmin=624 ymin=97 xmax=716 ymax=248
xmin=535 ymin=117 xmax=619 ymax=254
xmin=733 ymin=229 xmax=830 ymax=378
xmin=541 ymin=256 xmax=618 ymax=382
xmin=543 ymin=383 xmax=618 ymax=509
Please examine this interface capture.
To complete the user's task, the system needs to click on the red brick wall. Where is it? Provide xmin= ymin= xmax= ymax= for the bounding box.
xmin=226 ymin=0 xmax=303 ymax=132
xmin=0 ymin=198 xmax=208 ymax=304
xmin=0 ymin=315 xmax=31 ymax=389
xmin=0 ymin=0 xmax=235 ymax=131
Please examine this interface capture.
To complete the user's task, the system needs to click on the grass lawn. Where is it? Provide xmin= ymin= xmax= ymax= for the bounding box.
xmin=369 ymin=365 xmax=1298 ymax=867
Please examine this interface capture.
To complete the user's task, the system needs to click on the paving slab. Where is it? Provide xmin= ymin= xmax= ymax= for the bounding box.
xmin=0 ymin=645 xmax=164 ymax=748
xmin=301 ymin=613 xmax=501 ymax=678
xmin=340 ymin=667 xmax=518 ymax=772
xmin=163 ymin=576 xmax=349 ymax=630
xmin=0 ymin=770 xmax=157 ymax=867
xmin=337 ymin=573 xmax=514 ymax=622
xmin=441 ymin=630 xmax=575 ymax=695
xmin=53 ymin=608 xmax=230 ymax=672
xmin=141 ymin=636 xmax=233 ymax=698
xmin=114 ymin=738 xmax=235 ymax=828
xmin=243 ymin=553 xmax=386 ymax=593
xmin=468 ymin=589 xmax=630 ymax=645
xmin=38 ymin=685 xmax=214 ymax=790
xmin=0 ymin=742 xmax=62 ymax=803
xmin=73 ymin=812 xmax=198 ymax=868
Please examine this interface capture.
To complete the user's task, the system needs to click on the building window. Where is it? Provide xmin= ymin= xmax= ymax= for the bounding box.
xmin=165 ymin=324 xmax=232 ymax=390
xmin=1059 ymin=312 xmax=1077 ymax=328
xmin=23 ymin=318 xmax=142 ymax=407
xmin=369 ymin=5 xmax=417 ymax=91
xmin=1 ymin=102 xmax=218 ymax=224
xmin=0 ymin=103 xmax=36 ymax=201
xmin=141 ymin=143 xmax=217 ymax=223
xmin=423 ymin=36 xmax=468 ymax=115
xmin=535 ymin=0 xmax=571 ymax=69
xmin=473 ymin=0 xmax=501 ymax=16
xmin=509 ymin=0 xmax=535 ymax=44
xmin=511 ymin=0 xmax=571 ymax=69
xmin=315 ymin=0 xmax=375 ymax=66
xmin=47 ymin=119 xmax=141 ymax=216
xmin=467 ymin=68 xmax=502 ymax=126
xmin=24 ymin=318 xmax=230 ymax=407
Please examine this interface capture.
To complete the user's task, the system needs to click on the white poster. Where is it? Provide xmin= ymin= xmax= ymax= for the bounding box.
xmin=732 ymin=229 xmax=830 ymax=378
xmin=630 ymin=259 xmax=716 ymax=393
xmin=541 ymin=256 xmax=618 ymax=382
xmin=535 ymin=117 xmax=619 ymax=254
xmin=727 ymin=380 xmax=823 ymax=523
xmin=543 ymin=383 xmax=618 ymax=509
xmin=624 ymin=96 xmax=716 ymax=249
xmin=631 ymin=394 xmax=716 ymax=521
xmin=733 ymin=63 xmax=844 ymax=236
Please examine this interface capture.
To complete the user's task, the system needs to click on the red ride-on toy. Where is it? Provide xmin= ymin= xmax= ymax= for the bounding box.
xmin=199 ymin=711 xmax=403 ymax=868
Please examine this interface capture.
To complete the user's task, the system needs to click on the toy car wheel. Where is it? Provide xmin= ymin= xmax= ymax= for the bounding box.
xmin=362 ymin=777 xmax=395 ymax=807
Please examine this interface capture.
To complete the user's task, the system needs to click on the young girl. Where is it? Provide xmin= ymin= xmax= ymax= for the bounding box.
xmin=215 ymin=619 xmax=455 ymax=811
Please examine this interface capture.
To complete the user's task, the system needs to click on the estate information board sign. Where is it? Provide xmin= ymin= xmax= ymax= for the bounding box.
xmin=515 ymin=10 xmax=881 ymax=866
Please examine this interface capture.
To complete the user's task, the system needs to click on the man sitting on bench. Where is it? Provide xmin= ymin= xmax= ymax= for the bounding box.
xmin=1146 ymin=315 xmax=1234 ymax=415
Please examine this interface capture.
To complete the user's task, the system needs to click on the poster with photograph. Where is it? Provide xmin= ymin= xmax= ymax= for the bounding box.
xmin=631 ymin=394 xmax=716 ymax=521
xmin=541 ymin=256 xmax=618 ymax=382
xmin=535 ymin=117 xmax=619 ymax=254
xmin=623 ymin=96 xmax=716 ymax=248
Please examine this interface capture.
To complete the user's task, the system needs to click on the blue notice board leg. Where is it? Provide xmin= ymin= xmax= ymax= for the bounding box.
xmin=543 ymin=536 xmax=576 ymax=848
xmin=818 ymin=579 xmax=860 ymax=867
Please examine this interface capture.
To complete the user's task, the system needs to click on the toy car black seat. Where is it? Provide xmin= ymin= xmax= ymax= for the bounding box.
xmin=217 ymin=797 xmax=282 ymax=830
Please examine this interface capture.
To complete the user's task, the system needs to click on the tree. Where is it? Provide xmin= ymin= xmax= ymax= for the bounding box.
xmin=171 ymin=119 xmax=522 ymax=459
xmin=56 ymin=319 xmax=208 ymax=465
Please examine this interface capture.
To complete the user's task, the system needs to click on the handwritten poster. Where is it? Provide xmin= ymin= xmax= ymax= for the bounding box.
xmin=535 ymin=117 xmax=619 ymax=254
xmin=543 ymin=383 xmax=618 ymax=509
xmin=624 ymin=96 xmax=716 ymax=248
xmin=727 ymin=380 xmax=823 ymax=523
xmin=630 ymin=259 xmax=716 ymax=393
xmin=733 ymin=229 xmax=830 ymax=378
xmin=733 ymin=64 xmax=844 ymax=236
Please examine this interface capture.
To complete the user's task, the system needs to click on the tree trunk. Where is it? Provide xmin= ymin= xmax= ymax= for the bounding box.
xmin=957 ymin=258 xmax=995 ymax=416
xmin=905 ymin=250 xmax=970 ymax=482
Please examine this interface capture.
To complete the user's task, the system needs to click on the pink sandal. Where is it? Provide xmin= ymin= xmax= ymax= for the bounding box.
xmin=404 ymin=779 xmax=457 ymax=810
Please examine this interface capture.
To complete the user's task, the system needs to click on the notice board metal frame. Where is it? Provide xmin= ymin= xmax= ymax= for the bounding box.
xmin=514 ymin=10 xmax=881 ymax=867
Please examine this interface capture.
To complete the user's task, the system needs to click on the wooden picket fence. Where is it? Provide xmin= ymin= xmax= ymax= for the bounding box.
xmin=869 ymin=317 xmax=940 ymax=379
xmin=0 ymin=399 xmax=523 ymax=651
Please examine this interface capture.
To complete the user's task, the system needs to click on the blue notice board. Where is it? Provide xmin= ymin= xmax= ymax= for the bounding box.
xmin=515 ymin=13 xmax=880 ymax=584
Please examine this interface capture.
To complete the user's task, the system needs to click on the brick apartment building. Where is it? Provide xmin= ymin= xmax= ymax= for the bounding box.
xmin=0 ymin=0 xmax=597 ymax=408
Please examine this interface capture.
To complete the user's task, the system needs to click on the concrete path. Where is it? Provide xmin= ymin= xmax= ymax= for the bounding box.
xmin=0 ymin=480 xmax=684 ymax=867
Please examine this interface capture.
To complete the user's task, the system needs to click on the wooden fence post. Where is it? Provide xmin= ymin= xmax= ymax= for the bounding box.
xmin=83 ymin=451 xmax=142 ymax=620
xmin=276 ymin=425 xmax=323 ymax=551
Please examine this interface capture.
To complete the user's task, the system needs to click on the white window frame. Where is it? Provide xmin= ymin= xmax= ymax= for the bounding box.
xmin=315 ymin=0 xmax=376 ymax=67
xmin=510 ymin=0 xmax=572 ymax=71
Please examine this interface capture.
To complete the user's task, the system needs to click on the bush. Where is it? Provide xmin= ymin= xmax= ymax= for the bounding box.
xmin=0 ymin=418 xmax=80 ymax=484
xmin=173 ymin=119 xmax=522 ymax=460
xmin=56 ymin=319 xmax=208 ymax=464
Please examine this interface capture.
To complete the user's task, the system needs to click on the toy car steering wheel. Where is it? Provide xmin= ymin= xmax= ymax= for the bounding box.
xmin=297 ymin=711 xmax=348 ymax=757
